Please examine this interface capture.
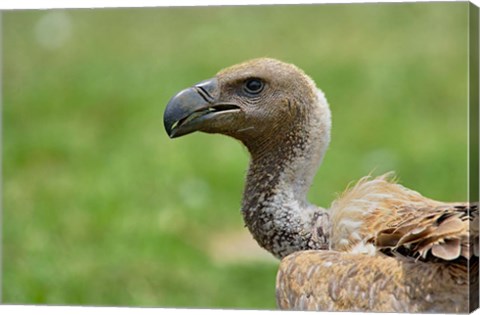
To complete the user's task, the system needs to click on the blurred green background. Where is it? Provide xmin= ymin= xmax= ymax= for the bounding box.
xmin=2 ymin=2 xmax=469 ymax=309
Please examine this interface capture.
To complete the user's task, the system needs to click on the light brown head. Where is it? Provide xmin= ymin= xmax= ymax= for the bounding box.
xmin=164 ymin=58 xmax=332 ymax=258
xmin=164 ymin=58 xmax=329 ymax=156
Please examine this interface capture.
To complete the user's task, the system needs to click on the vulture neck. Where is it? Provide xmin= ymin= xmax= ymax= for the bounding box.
xmin=240 ymin=90 xmax=331 ymax=259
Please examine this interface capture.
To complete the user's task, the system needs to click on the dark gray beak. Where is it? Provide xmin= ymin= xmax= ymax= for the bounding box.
xmin=164 ymin=78 xmax=240 ymax=138
xmin=163 ymin=78 xmax=218 ymax=138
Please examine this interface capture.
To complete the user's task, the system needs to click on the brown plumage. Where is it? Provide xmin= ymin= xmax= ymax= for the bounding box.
xmin=278 ymin=174 xmax=478 ymax=312
xmin=276 ymin=250 xmax=476 ymax=312
xmin=163 ymin=58 xmax=478 ymax=312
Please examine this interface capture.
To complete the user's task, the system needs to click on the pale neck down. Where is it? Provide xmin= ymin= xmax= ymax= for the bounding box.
xmin=240 ymin=90 xmax=332 ymax=258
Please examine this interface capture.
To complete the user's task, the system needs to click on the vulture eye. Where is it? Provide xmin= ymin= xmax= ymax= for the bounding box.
xmin=244 ymin=78 xmax=264 ymax=94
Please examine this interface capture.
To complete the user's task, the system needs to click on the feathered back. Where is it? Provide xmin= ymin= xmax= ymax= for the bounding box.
xmin=326 ymin=173 xmax=477 ymax=262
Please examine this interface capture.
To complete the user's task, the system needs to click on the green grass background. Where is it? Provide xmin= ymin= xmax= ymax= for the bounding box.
xmin=2 ymin=2 xmax=469 ymax=309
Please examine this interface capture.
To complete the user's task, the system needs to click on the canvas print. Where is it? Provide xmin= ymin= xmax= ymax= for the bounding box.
xmin=3 ymin=2 xmax=479 ymax=313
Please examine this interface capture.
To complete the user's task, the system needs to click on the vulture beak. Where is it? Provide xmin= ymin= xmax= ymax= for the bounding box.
xmin=164 ymin=78 xmax=240 ymax=138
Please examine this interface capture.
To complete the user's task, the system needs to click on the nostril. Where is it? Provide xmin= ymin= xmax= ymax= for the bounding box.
xmin=194 ymin=86 xmax=214 ymax=103
xmin=194 ymin=78 xmax=218 ymax=100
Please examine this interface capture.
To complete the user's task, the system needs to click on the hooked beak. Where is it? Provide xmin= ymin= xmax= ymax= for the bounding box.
xmin=163 ymin=78 xmax=240 ymax=138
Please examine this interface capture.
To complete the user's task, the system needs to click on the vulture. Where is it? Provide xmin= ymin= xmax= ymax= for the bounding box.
xmin=163 ymin=58 xmax=478 ymax=312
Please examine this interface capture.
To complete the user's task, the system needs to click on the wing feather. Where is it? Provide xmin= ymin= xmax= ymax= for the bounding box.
xmin=374 ymin=203 xmax=476 ymax=261
xmin=327 ymin=173 xmax=477 ymax=262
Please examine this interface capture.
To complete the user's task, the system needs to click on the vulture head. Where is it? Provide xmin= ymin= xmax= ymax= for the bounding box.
xmin=164 ymin=58 xmax=331 ymax=157
xmin=164 ymin=58 xmax=332 ymax=258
